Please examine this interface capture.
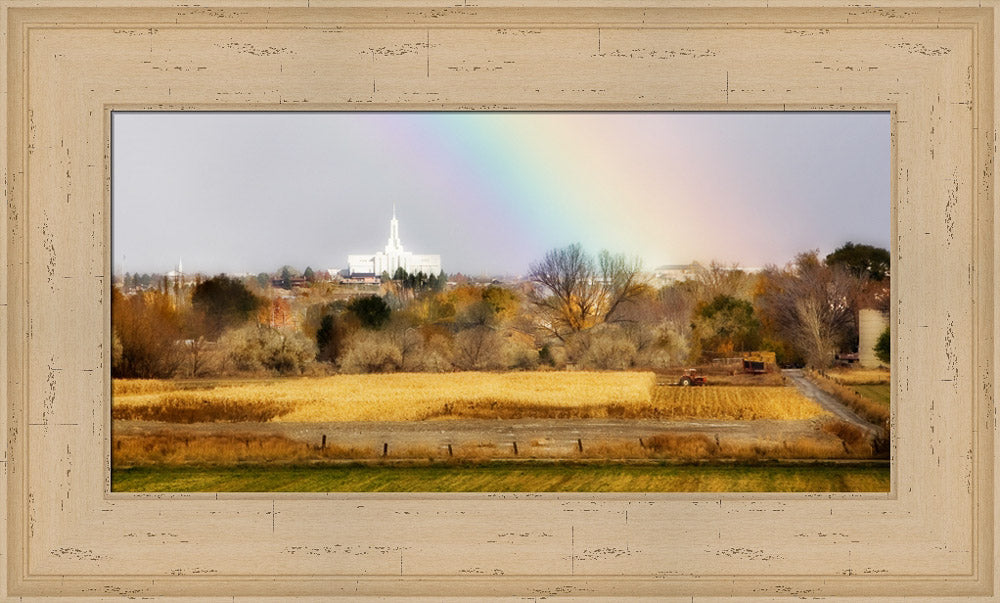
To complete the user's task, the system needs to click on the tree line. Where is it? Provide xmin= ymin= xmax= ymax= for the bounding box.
xmin=111 ymin=241 xmax=889 ymax=379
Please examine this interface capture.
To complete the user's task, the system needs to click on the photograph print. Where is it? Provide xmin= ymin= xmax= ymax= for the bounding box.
xmin=110 ymin=111 xmax=891 ymax=493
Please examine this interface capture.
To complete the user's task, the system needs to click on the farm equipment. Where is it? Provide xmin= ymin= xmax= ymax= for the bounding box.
xmin=677 ymin=369 xmax=707 ymax=386
xmin=741 ymin=351 xmax=776 ymax=374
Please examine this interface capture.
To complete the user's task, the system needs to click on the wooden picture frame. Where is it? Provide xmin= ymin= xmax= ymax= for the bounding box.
xmin=2 ymin=1 xmax=996 ymax=599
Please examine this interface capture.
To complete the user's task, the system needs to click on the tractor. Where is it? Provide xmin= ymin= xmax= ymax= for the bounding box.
xmin=677 ymin=368 xmax=707 ymax=386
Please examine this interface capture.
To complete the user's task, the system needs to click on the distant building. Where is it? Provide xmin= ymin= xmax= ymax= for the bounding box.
xmin=347 ymin=207 xmax=441 ymax=278
xmin=165 ymin=258 xmax=184 ymax=284
xmin=652 ymin=263 xmax=698 ymax=284
xmin=650 ymin=262 xmax=763 ymax=288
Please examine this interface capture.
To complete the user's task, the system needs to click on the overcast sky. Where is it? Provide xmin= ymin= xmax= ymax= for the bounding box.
xmin=112 ymin=111 xmax=890 ymax=277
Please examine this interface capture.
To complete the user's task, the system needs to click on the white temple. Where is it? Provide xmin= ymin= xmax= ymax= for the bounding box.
xmin=347 ymin=207 xmax=442 ymax=277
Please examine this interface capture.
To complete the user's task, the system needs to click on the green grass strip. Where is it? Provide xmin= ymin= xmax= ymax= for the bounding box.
xmin=852 ymin=384 xmax=891 ymax=408
xmin=113 ymin=462 xmax=889 ymax=493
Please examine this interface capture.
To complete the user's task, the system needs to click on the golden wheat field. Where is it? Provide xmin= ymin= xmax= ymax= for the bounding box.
xmin=113 ymin=371 xmax=656 ymax=422
xmin=651 ymin=386 xmax=829 ymax=421
xmin=112 ymin=371 xmax=828 ymax=423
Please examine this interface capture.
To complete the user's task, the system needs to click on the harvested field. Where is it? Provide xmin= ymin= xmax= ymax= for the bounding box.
xmin=651 ymin=386 xmax=828 ymax=421
xmin=657 ymin=372 xmax=787 ymax=387
xmin=113 ymin=372 xmax=657 ymax=423
xmin=113 ymin=372 xmax=826 ymax=423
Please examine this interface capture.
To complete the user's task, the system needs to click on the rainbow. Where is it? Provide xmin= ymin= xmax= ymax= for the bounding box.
xmin=332 ymin=111 xmax=889 ymax=272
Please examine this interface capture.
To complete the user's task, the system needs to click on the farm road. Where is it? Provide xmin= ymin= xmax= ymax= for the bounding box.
xmin=115 ymin=417 xmax=822 ymax=454
xmin=783 ymin=369 xmax=885 ymax=438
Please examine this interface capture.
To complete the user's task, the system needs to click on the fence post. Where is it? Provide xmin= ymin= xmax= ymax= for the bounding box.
xmin=321 ymin=435 xmax=326 ymax=450
xmin=512 ymin=441 xmax=518 ymax=455
xmin=577 ymin=438 xmax=583 ymax=453
xmin=383 ymin=442 xmax=388 ymax=457
xmin=447 ymin=444 xmax=453 ymax=457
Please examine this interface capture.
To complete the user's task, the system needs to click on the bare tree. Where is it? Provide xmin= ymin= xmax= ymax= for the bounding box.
xmin=692 ymin=260 xmax=754 ymax=301
xmin=755 ymin=251 xmax=862 ymax=368
xmin=528 ymin=244 xmax=648 ymax=340
xmin=596 ymin=250 xmax=649 ymax=322
xmin=453 ymin=326 xmax=505 ymax=370
xmin=111 ymin=287 xmax=185 ymax=378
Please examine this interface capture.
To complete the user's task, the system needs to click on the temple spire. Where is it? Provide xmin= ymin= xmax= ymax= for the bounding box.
xmin=387 ymin=206 xmax=402 ymax=253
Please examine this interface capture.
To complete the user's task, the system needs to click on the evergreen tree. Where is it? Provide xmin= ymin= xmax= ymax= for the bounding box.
xmin=346 ymin=295 xmax=391 ymax=330
xmin=191 ymin=274 xmax=264 ymax=338
xmin=825 ymin=242 xmax=890 ymax=281
xmin=874 ymin=326 xmax=891 ymax=365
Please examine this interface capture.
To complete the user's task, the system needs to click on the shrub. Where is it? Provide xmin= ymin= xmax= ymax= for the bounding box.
xmin=538 ymin=344 xmax=554 ymax=366
xmin=505 ymin=344 xmax=539 ymax=371
xmin=219 ymin=325 xmax=316 ymax=375
xmin=569 ymin=326 xmax=638 ymax=370
xmin=315 ymin=313 xmax=351 ymax=364
xmin=821 ymin=419 xmax=875 ymax=457
xmin=452 ymin=326 xmax=505 ymax=370
xmin=339 ymin=332 xmax=403 ymax=373
xmin=408 ymin=332 xmax=454 ymax=372
xmin=580 ymin=333 xmax=637 ymax=370
xmin=636 ymin=322 xmax=690 ymax=369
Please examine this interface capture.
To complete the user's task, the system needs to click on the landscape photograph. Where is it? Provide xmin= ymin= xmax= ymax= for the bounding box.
xmin=110 ymin=111 xmax=892 ymax=492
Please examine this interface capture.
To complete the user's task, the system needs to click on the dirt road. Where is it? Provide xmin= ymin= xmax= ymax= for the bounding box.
xmin=115 ymin=416 xmax=828 ymax=455
xmin=782 ymin=369 xmax=885 ymax=438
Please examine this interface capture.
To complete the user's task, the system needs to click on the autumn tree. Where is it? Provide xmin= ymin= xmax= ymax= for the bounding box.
xmin=111 ymin=287 xmax=184 ymax=378
xmin=528 ymin=244 xmax=648 ymax=340
xmin=692 ymin=260 xmax=755 ymax=301
xmin=693 ymin=294 xmax=762 ymax=359
xmin=191 ymin=274 xmax=264 ymax=339
xmin=481 ymin=285 xmax=519 ymax=321
xmin=755 ymin=251 xmax=863 ymax=368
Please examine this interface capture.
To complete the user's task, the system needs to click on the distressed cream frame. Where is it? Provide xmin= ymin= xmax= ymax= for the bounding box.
xmin=2 ymin=2 xmax=997 ymax=600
